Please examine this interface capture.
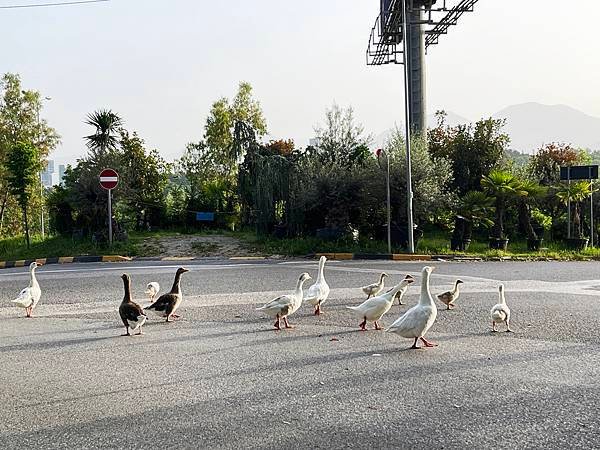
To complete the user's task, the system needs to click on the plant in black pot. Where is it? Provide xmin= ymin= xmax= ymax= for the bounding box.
xmin=450 ymin=191 xmax=494 ymax=251
xmin=516 ymin=179 xmax=548 ymax=251
xmin=557 ymin=181 xmax=593 ymax=251
xmin=482 ymin=170 xmax=527 ymax=251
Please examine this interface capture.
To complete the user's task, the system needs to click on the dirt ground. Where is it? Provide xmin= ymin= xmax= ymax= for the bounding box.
xmin=136 ymin=234 xmax=265 ymax=258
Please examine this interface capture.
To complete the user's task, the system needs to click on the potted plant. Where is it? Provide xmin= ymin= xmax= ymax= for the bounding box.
xmin=482 ymin=170 xmax=527 ymax=250
xmin=530 ymin=209 xmax=552 ymax=250
xmin=516 ymin=179 xmax=548 ymax=251
xmin=556 ymin=181 xmax=592 ymax=250
xmin=450 ymin=191 xmax=494 ymax=251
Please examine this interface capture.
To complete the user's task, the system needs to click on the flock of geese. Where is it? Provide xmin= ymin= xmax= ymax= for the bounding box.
xmin=12 ymin=256 xmax=512 ymax=349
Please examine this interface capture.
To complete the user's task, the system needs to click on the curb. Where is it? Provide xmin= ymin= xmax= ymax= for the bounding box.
xmin=316 ymin=252 xmax=432 ymax=261
xmin=0 ymin=255 xmax=132 ymax=269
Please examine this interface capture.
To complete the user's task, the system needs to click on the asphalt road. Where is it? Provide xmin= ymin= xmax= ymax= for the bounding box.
xmin=1 ymin=259 xmax=600 ymax=449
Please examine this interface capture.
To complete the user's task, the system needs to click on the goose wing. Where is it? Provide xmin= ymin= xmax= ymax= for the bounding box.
xmin=257 ymin=295 xmax=294 ymax=315
xmin=120 ymin=301 xmax=146 ymax=323
xmin=347 ymin=295 xmax=389 ymax=319
xmin=12 ymin=287 xmax=33 ymax=307
xmin=146 ymin=293 xmax=177 ymax=312
xmin=388 ymin=304 xmax=435 ymax=337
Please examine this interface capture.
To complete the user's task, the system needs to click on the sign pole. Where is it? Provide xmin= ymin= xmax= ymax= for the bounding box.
xmin=590 ymin=168 xmax=594 ymax=247
xmin=567 ymin=170 xmax=571 ymax=239
xmin=108 ymin=188 xmax=113 ymax=247
xmin=386 ymin=152 xmax=391 ymax=254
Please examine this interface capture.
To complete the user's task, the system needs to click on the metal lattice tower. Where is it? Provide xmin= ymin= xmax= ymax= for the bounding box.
xmin=367 ymin=0 xmax=479 ymax=135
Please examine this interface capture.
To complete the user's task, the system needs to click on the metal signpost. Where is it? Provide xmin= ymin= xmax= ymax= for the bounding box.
xmin=560 ymin=165 xmax=598 ymax=247
xmin=376 ymin=149 xmax=392 ymax=254
xmin=99 ymin=168 xmax=119 ymax=246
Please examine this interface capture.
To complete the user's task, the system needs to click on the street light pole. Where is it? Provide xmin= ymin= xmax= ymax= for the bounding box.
xmin=36 ymin=96 xmax=51 ymax=240
xmin=402 ymin=0 xmax=415 ymax=253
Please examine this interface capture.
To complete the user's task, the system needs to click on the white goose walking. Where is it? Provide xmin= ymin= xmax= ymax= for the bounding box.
xmin=144 ymin=282 xmax=160 ymax=304
xmin=387 ymin=266 xmax=438 ymax=349
xmin=257 ymin=273 xmax=311 ymax=330
xmin=12 ymin=262 xmax=42 ymax=318
xmin=491 ymin=284 xmax=512 ymax=332
xmin=347 ymin=275 xmax=414 ymax=331
xmin=304 ymin=256 xmax=330 ymax=315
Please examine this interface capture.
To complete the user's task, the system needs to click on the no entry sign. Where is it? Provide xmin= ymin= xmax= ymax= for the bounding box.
xmin=99 ymin=168 xmax=119 ymax=190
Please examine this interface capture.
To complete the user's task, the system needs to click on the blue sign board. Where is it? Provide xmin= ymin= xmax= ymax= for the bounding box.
xmin=196 ymin=212 xmax=215 ymax=222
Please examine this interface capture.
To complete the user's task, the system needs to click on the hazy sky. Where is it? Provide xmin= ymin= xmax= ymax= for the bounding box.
xmin=1 ymin=0 xmax=599 ymax=164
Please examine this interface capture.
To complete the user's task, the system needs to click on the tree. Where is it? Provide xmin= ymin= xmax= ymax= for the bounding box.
xmin=0 ymin=73 xmax=59 ymax=235
xmin=6 ymin=142 xmax=41 ymax=247
xmin=119 ymin=131 xmax=169 ymax=230
xmin=84 ymin=109 xmax=123 ymax=157
xmin=516 ymin=179 xmax=547 ymax=241
xmin=204 ymin=81 xmax=267 ymax=176
xmin=451 ymin=191 xmax=494 ymax=245
xmin=528 ymin=142 xmax=589 ymax=185
xmin=428 ymin=112 xmax=509 ymax=195
xmin=556 ymin=181 xmax=593 ymax=238
xmin=312 ymin=103 xmax=372 ymax=167
xmin=481 ymin=170 xmax=527 ymax=239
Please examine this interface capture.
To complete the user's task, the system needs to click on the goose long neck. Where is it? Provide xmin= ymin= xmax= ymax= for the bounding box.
xmin=499 ymin=289 xmax=506 ymax=305
xmin=419 ymin=271 xmax=434 ymax=306
xmin=30 ymin=267 xmax=39 ymax=287
xmin=295 ymin=278 xmax=306 ymax=294
xmin=122 ymin=278 xmax=132 ymax=303
xmin=453 ymin=281 xmax=461 ymax=294
xmin=317 ymin=260 xmax=325 ymax=281
xmin=170 ymin=273 xmax=182 ymax=294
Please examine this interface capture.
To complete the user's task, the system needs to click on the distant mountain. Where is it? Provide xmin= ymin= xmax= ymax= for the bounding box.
xmin=493 ymin=103 xmax=600 ymax=154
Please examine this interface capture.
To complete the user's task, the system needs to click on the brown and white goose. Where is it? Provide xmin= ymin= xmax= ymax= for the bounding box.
xmin=118 ymin=274 xmax=147 ymax=336
xmin=361 ymin=273 xmax=388 ymax=299
xmin=437 ymin=279 xmax=464 ymax=310
xmin=145 ymin=267 xmax=189 ymax=322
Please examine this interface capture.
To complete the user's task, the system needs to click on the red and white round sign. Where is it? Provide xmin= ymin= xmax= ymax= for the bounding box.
xmin=99 ymin=168 xmax=119 ymax=190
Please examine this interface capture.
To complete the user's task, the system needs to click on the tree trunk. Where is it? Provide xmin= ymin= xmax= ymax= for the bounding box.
xmin=493 ymin=197 xmax=504 ymax=239
xmin=0 ymin=191 xmax=8 ymax=234
xmin=518 ymin=201 xmax=536 ymax=240
xmin=23 ymin=204 xmax=31 ymax=249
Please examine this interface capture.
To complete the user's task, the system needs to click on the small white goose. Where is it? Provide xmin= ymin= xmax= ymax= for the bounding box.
xmin=387 ymin=266 xmax=438 ymax=349
xmin=392 ymin=274 xmax=415 ymax=305
xmin=257 ymin=273 xmax=311 ymax=330
xmin=304 ymin=256 xmax=330 ymax=315
xmin=491 ymin=284 xmax=512 ymax=332
xmin=361 ymin=273 xmax=388 ymax=299
xmin=437 ymin=279 xmax=464 ymax=310
xmin=12 ymin=262 xmax=42 ymax=318
xmin=347 ymin=275 xmax=414 ymax=331
xmin=144 ymin=282 xmax=160 ymax=304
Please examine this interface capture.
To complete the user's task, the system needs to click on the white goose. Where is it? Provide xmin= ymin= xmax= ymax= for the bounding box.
xmin=387 ymin=266 xmax=438 ymax=349
xmin=361 ymin=273 xmax=388 ymax=299
xmin=304 ymin=256 xmax=330 ymax=315
xmin=144 ymin=282 xmax=160 ymax=304
xmin=347 ymin=275 xmax=414 ymax=330
xmin=491 ymin=284 xmax=512 ymax=332
xmin=257 ymin=273 xmax=311 ymax=330
xmin=12 ymin=262 xmax=42 ymax=318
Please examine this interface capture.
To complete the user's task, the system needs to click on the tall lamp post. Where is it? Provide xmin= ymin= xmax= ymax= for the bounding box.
xmin=402 ymin=0 xmax=415 ymax=253
xmin=37 ymin=96 xmax=52 ymax=240
xmin=376 ymin=148 xmax=392 ymax=254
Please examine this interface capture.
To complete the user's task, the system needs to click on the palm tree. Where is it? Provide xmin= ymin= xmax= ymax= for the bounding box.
xmin=84 ymin=109 xmax=123 ymax=156
xmin=452 ymin=191 xmax=494 ymax=249
xmin=556 ymin=181 xmax=593 ymax=238
xmin=516 ymin=179 xmax=547 ymax=242
xmin=481 ymin=170 xmax=527 ymax=240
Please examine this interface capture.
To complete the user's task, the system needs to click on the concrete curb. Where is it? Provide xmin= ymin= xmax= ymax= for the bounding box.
xmin=0 ymin=254 xmax=269 ymax=270
xmin=0 ymin=255 xmax=132 ymax=269
xmin=316 ymin=252 xmax=432 ymax=261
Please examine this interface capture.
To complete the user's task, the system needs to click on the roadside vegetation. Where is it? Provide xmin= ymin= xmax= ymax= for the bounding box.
xmin=2 ymin=72 xmax=600 ymax=262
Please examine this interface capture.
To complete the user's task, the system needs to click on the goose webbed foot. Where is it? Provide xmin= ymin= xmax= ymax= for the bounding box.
xmin=359 ymin=318 xmax=367 ymax=331
xmin=171 ymin=314 xmax=181 ymax=319
xmin=283 ymin=317 xmax=294 ymax=329
xmin=121 ymin=330 xmax=131 ymax=336
xmin=420 ymin=337 xmax=437 ymax=348
xmin=374 ymin=321 xmax=382 ymax=331
xmin=273 ymin=316 xmax=281 ymax=330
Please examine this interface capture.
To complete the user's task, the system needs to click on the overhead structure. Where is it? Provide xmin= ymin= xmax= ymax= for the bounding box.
xmin=367 ymin=0 xmax=478 ymax=133
xmin=366 ymin=0 xmax=478 ymax=253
